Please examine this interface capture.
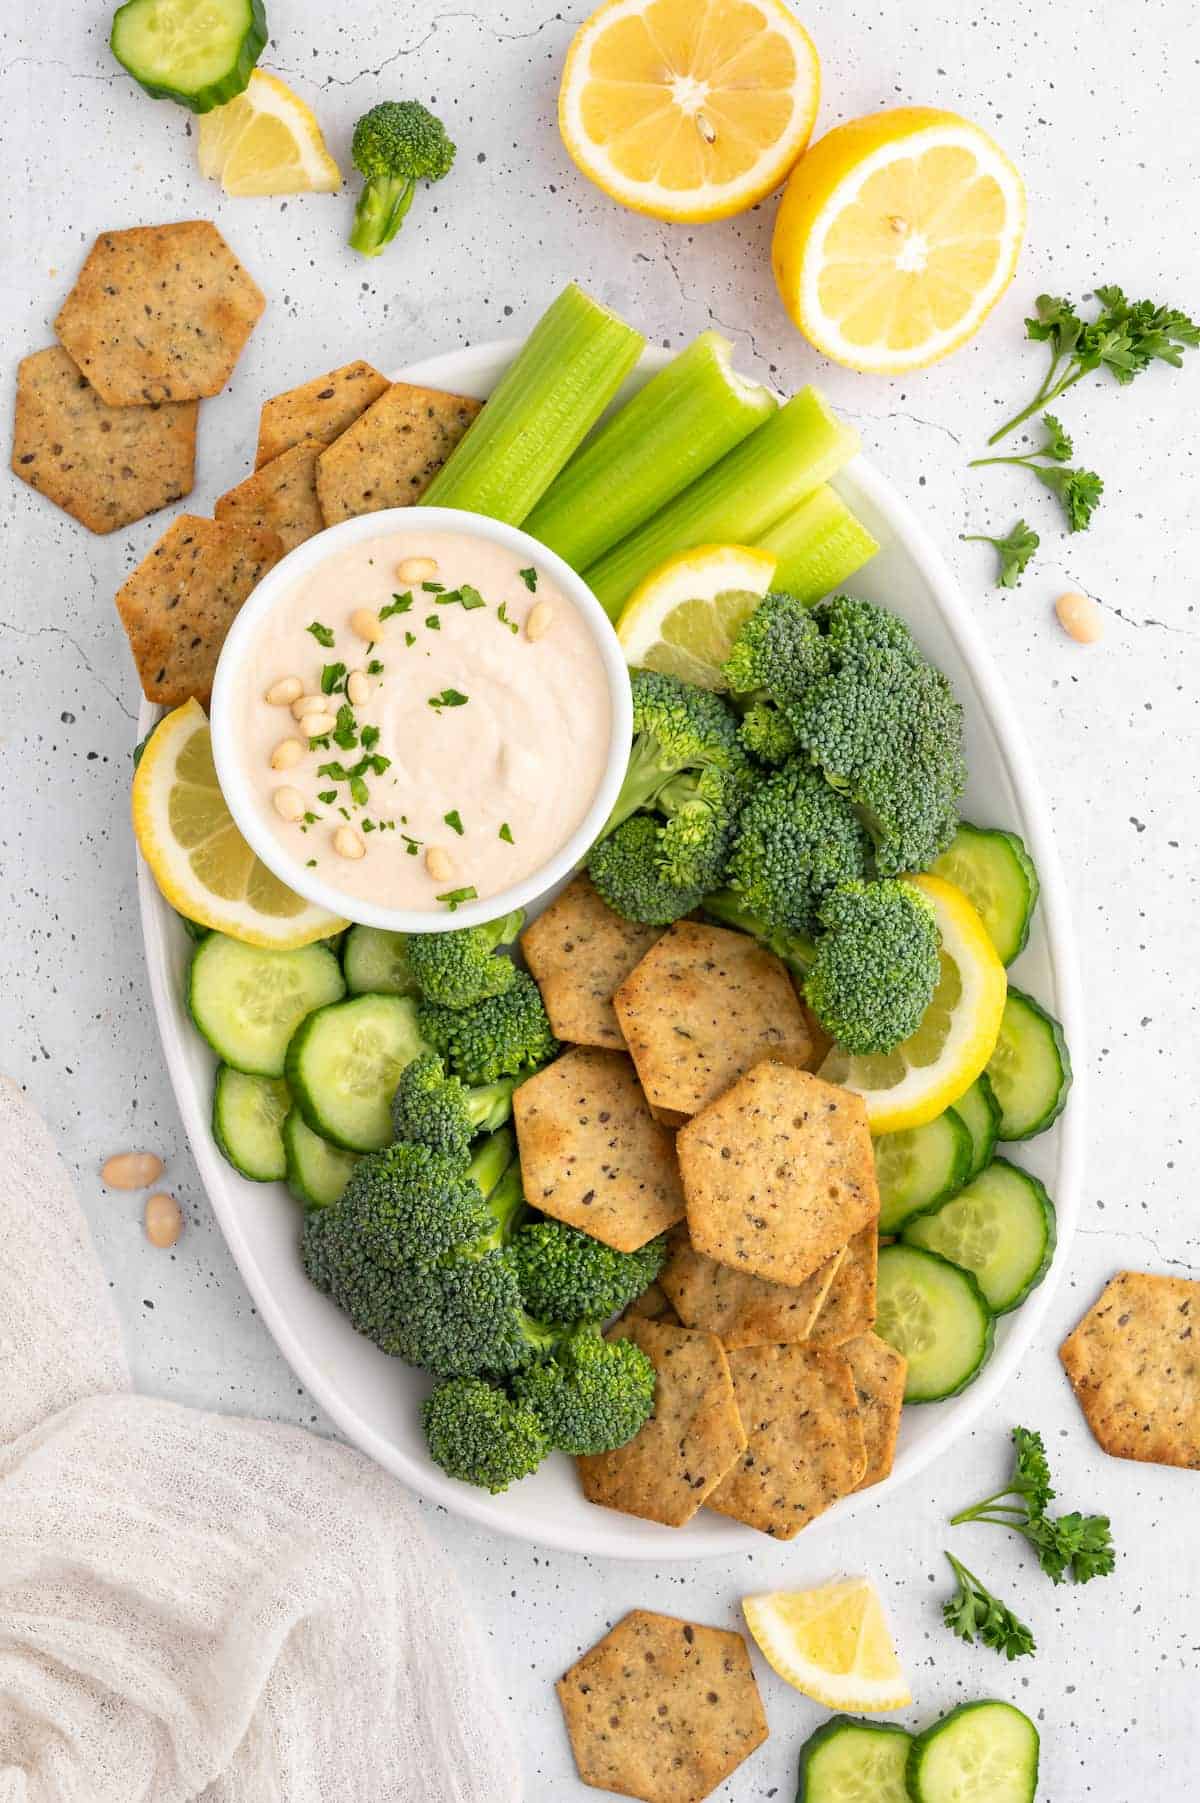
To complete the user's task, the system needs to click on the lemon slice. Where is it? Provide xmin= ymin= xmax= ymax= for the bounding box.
xmin=616 ymin=543 xmax=776 ymax=687
xmin=133 ymin=701 xmax=346 ymax=949
xmin=559 ymin=0 xmax=820 ymax=223
xmin=198 ymin=70 xmax=341 ymax=196
xmin=820 ymin=874 xmax=1007 ymax=1134
xmin=773 ymin=107 xmax=1025 ymax=373
xmin=743 ymin=1579 xmax=912 ymax=1712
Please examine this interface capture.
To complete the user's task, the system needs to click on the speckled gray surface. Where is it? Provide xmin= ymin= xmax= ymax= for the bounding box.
xmin=1 ymin=2 xmax=1197 ymax=1796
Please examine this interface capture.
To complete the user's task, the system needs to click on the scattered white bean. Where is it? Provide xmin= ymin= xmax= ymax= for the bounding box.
xmin=425 ymin=845 xmax=453 ymax=883
xmin=298 ymin=711 xmax=337 ymax=739
xmin=291 ymin=694 xmax=328 ymax=720
xmin=265 ymin=675 xmax=303 ymax=706
xmin=102 ymin=1151 xmax=163 ymax=1190
xmin=350 ymin=607 xmax=383 ymax=643
xmin=525 ymin=600 xmax=555 ymax=642
xmin=145 ymin=1191 xmax=183 ymax=1248
xmin=346 ymin=669 xmax=370 ymax=706
xmin=1055 ymin=590 xmax=1104 ymax=644
xmin=270 ymin=737 xmax=305 ymax=771
xmin=273 ymin=785 xmax=306 ymax=822
xmin=396 ymin=556 xmax=439 ymax=583
xmin=334 ymin=826 xmax=366 ymax=861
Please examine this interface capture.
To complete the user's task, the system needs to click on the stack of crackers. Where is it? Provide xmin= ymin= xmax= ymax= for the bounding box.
xmin=517 ymin=875 xmax=907 ymax=1538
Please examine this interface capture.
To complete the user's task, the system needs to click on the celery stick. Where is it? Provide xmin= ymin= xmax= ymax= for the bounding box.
xmin=420 ymin=283 xmax=645 ymax=525
xmin=584 ymin=388 xmax=859 ymax=620
xmin=757 ymin=486 xmax=879 ymax=603
xmin=524 ymin=332 xmax=776 ymax=571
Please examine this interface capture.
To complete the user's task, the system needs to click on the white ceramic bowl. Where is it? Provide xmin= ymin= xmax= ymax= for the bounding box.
xmin=137 ymin=338 xmax=1085 ymax=1559
xmin=208 ymin=506 xmax=633 ymax=934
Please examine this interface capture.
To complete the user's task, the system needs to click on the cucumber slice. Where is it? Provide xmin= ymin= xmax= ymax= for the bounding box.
xmin=285 ymin=994 xmax=428 ymax=1151
xmin=874 ymin=1109 xmax=973 ymax=1233
xmin=342 ymin=925 xmax=417 ymax=997
xmin=212 ymin=1067 xmax=290 ymax=1182
xmin=902 ymin=1158 xmax=1056 ymax=1313
xmin=876 ymin=1244 xmax=994 ymax=1402
xmin=282 ymin=1108 xmax=360 ymax=1209
xmin=949 ymin=1074 xmax=1002 ymax=1179
xmin=907 ymin=1700 xmax=1039 ymax=1803
xmin=797 ymin=1716 xmax=912 ymax=1803
xmin=931 ymin=822 xmax=1040 ymax=965
xmin=986 ymin=987 xmax=1072 ymax=1140
xmin=111 ymin=0 xmax=267 ymax=113
xmin=188 ymin=934 xmax=346 ymax=1077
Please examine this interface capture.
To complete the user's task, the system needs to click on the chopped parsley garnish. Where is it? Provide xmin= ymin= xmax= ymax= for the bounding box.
xmin=425 ymin=614 xmax=441 ymax=631
xmin=438 ymin=886 xmax=479 ymax=911
xmin=444 ymin=809 xmax=465 ymax=836
xmin=367 ymin=658 xmax=384 ymax=675
xmin=302 ymin=811 xmax=320 ymax=825
xmin=422 ymin=580 xmax=445 ymax=593
xmin=349 ymin=775 xmax=369 ymax=806
xmin=306 ymin=858 xmax=318 ymax=868
xmin=404 ymin=631 xmax=416 ymax=647
xmin=428 ymin=688 xmax=469 ymax=710
xmin=498 ymin=822 xmax=514 ymax=844
xmin=380 ymin=592 xmax=413 ymax=619
xmin=321 ymin=662 xmax=347 ymax=695
xmin=496 ymin=601 xmax=519 ymax=634
xmin=362 ymin=819 xmax=376 ymax=833
xmin=402 ymin=834 xmax=423 ymax=856
xmin=317 ymin=789 xmax=337 ymax=805
xmin=360 ymin=724 xmax=381 ymax=751
xmin=332 ymin=705 xmax=358 ymax=750
xmin=307 ymin=621 xmax=335 ymax=647
xmin=317 ymin=761 xmax=351 ymax=782
xmin=518 ymin=566 xmax=538 ymax=591
xmin=436 ymin=583 xmax=486 ymax=611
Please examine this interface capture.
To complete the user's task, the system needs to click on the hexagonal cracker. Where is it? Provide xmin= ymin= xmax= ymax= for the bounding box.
xmin=513 ymin=1047 xmax=685 ymax=1252
xmin=12 ymin=346 xmax=197 ymax=533
xmin=254 ymin=359 xmax=389 ymax=467
xmin=805 ymin=1225 xmax=879 ymax=1345
xmin=660 ymin=1224 xmax=846 ymax=1350
xmin=614 ymin=921 xmax=814 ymax=1118
xmin=56 ymin=221 xmax=265 ymax=406
xmin=1059 ymin=1270 xmax=1200 ymax=1468
xmin=678 ymin=1062 xmax=879 ymax=1286
xmin=841 ymin=1332 xmax=907 ymax=1491
xmin=215 ymin=439 xmax=325 ymax=552
xmin=557 ymin=1609 xmax=768 ymax=1803
xmin=315 ymin=381 xmax=482 ymax=523
xmin=522 ymin=874 xmax=662 ymax=1052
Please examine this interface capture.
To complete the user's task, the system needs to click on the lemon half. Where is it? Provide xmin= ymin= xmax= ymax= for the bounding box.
xmin=616 ymin=542 xmax=777 ymax=687
xmin=744 ymin=1578 xmax=912 ymax=1713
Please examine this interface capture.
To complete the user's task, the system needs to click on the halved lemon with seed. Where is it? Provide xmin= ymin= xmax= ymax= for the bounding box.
xmin=773 ymin=107 xmax=1025 ymax=372
xmin=820 ymin=874 xmax=1008 ymax=1133
xmin=743 ymin=1579 xmax=912 ymax=1712
xmin=559 ymin=0 xmax=821 ymax=223
xmin=133 ymin=700 xmax=345 ymax=948
xmin=616 ymin=543 xmax=777 ymax=687
xmin=198 ymin=70 xmax=341 ymax=196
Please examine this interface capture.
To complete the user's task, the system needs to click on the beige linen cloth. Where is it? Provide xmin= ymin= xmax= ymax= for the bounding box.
xmin=0 ymin=1078 xmax=520 ymax=1803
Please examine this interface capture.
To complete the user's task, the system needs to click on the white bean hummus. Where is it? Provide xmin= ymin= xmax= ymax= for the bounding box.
xmin=232 ymin=528 xmax=612 ymax=911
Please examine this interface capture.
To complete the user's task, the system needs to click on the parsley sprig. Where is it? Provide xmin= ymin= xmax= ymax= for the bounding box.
xmin=970 ymin=414 xmax=1104 ymax=533
xmin=942 ymin=1554 xmax=1036 ymax=1661
xmin=961 ymin=520 xmax=1039 ymax=588
xmin=950 ymin=1426 xmax=1115 ymax=1585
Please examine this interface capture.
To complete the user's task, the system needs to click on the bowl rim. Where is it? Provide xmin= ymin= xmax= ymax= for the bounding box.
xmin=208 ymin=504 xmax=633 ymax=934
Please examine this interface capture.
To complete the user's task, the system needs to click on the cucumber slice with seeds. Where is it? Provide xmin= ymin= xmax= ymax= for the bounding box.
xmin=907 ymin=1700 xmax=1039 ymax=1803
xmin=282 ymin=1108 xmax=360 ymax=1208
xmin=285 ymin=993 xmax=428 ymax=1150
xmin=874 ymin=1109 xmax=973 ymax=1233
xmin=986 ymin=987 xmax=1072 ymax=1140
xmin=902 ymin=1158 xmax=1056 ymax=1313
xmin=212 ymin=1067 xmax=290 ymax=1182
xmin=931 ymin=822 xmax=1039 ymax=965
xmin=111 ymin=0 xmax=267 ymax=113
xmin=949 ymin=1074 xmax=1002 ymax=1179
xmin=876 ymin=1244 xmax=994 ymax=1402
xmin=341 ymin=925 xmax=417 ymax=997
xmin=798 ymin=1716 xmax=912 ymax=1803
xmin=188 ymin=934 xmax=346 ymax=1077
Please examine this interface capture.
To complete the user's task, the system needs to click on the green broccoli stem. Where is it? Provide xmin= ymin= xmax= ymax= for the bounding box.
xmin=467 ymin=1078 xmax=518 ymax=1135
xmin=600 ymin=737 xmax=683 ymax=839
xmin=466 ymin=1128 xmax=516 ymax=1203
xmin=349 ymin=175 xmax=417 ymax=257
xmin=702 ymin=890 xmax=816 ymax=982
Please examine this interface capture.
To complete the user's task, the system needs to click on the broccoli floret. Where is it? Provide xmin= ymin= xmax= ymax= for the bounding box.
xmin=725 ymin=758 xmax=874 ymax=935
xmin=349 ymin=100 xmax=456 ymax=258
xmin=589 ymin=815 xmax=705 ymax=925
xmin=811 ymin=594 xmax=923 ymax=663
xmin=738 ymin=700 xmax=799 ymax=767
xmin=512 ymin=1221 xmax=667 ymax=1324
xmin=512 ymin=1324 xmax=656 ymax=1455
xmin=418 ymin=970 xmax=560 ymax=1085
xmin=422 ymin=1377 xmax=549 ymax=1492
xmin=393 ymin=1250 xmax=554 ymax=1376
xmin=722 ymin=590 xmax=831 ymax=764
xmin=337 ymin=1130 xmax=514 ymax=1271
xmin=391 ymin=1051 xmax=515 ymax=1159
xmin=804 ymin=878 xmax=941 ymax=1054
xmin=303 ymin=1204 xmax=420 ymax=1357
xmin=405 ymin=910 xmax=524 ymax=1008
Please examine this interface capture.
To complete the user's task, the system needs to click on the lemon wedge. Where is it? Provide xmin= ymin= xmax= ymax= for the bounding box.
xmin=133 ymin=701 xmax=345 ymax=949
xmin=773 ymin=107 xmax=1025 ymax=373
xmin=198 ymin=70 xmax=341 ymax=196
xmin=743 ymin=1578 xmax=912 ymax=1712
xmin=616 ymin=543 xmax=777 ymax=687
xmin=820 ymin=874 xmax=1008 ymax=1134
xmin=559 ymin=0 xmax=820 ymax=223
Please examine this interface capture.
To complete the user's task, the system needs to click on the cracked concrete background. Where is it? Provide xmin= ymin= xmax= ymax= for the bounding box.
xmin=1 ymin=1 xmax=1197 ymax=1796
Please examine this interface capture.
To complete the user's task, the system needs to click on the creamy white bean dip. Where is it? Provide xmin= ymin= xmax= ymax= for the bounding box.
xmin=232 ymin=528 xmax=612 ymax=911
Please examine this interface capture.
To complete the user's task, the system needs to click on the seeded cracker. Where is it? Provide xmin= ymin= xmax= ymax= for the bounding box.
xmin=11 ymin=346 xmax=197 ymax=534
xmin=255 ymin=360 xmax=390 ymax=467
xmin=316 ymin=382 xmax=482 ymax=523
xmin=114 ymin=514 xmax=283 ymax=706
xmin=805 ymin=1225 xmax=879 ymax=1345
xmin=618 ymin=1281 xmax=681 ymax=1327
xmin=577 ymin=1318 xmax=746 ymax=1528
xmin=557 ymin=1610 xmax=768 ymax=1803
xmin=215 ymin=439 xmax=325 ymax=552
xmin=1059 ymin=1270 xmax=1200 ymax=1468
xmin=841 ymin=1332 xmax=907 ymax=1490
xmin=513 ymin=1048 xmax=686 ymax=1252
xmin=708 ymin=1344 xmax=867 ymax=1538
xmin=55 ymin=221 xmax=264 ymax=406
xmin=660 ymin=1225 xmax=846 ymax=1349
xmin=522 ymin=874 xmax=662 ymax=1050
